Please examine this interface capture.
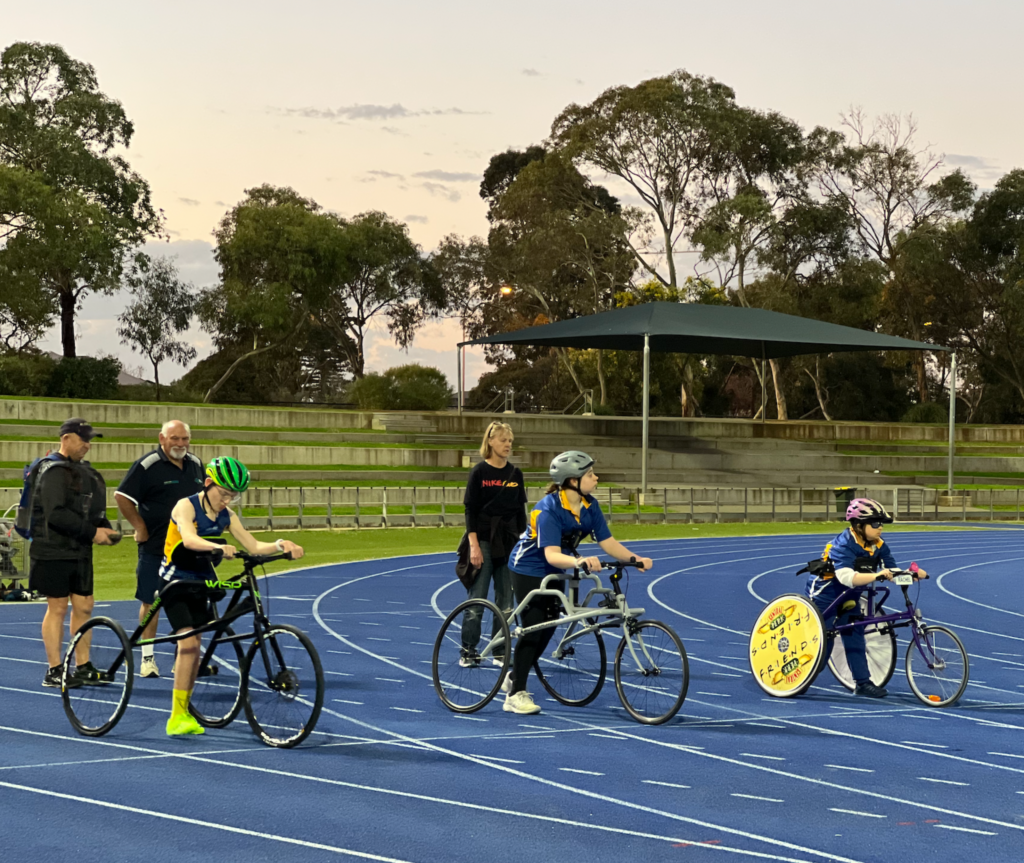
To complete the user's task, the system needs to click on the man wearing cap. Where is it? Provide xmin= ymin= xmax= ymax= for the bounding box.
xmin=115 ymin=420 xmax=204 ymax=678
xmin=30 ymin=418 xmax=120 ymax=688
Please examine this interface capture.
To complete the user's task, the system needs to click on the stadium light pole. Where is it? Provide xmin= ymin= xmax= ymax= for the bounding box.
xmin=641 ymin=333 xmax=650 ymax=500
xmin=947 ymin=352 xmax=957 ymax=493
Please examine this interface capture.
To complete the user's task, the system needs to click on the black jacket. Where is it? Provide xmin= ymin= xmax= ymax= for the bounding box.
xmin=30 ymin=456 xmax=112 ymax=561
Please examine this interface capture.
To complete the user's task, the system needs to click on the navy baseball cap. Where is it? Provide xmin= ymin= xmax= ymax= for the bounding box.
xmin=59 ymin=418 xmax=103 ymax=441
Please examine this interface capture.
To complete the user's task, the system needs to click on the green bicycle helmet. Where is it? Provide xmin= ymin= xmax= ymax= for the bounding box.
xmin=205 ymin=456 xmax=250 ymax=494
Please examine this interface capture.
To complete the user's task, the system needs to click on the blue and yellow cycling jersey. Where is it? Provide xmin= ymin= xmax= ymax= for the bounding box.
xmin=159 ymin=493 xmax=231 ymax=581
xmin=509 ymin=490 xmax=612 ymax=577
xmin=806 ymin=527 xmax=897 ymax=594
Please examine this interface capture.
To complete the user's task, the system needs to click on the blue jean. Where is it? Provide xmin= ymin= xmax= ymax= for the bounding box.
xmin=461 ymin=541 xmax=512 ymax=656
xmin=811 ymin=581 xmax=870 ymax=684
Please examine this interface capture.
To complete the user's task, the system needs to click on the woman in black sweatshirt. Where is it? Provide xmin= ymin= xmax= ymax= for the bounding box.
xmin=460 ymin=421 xmax=527 ymax=666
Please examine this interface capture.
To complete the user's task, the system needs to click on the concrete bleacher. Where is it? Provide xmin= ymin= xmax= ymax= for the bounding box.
xmin=3 ymin=399 xmax=1023 ymax=521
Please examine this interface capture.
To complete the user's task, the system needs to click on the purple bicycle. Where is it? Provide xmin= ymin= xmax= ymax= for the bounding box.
xmin=749 ymin=567 xmax=969 ymax=706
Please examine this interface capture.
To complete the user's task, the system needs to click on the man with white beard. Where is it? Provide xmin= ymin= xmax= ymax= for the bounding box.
xmin=115 ymin=421 xmax=204 ymax=677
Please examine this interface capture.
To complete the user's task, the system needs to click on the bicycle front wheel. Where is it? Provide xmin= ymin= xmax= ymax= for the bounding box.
xmin=61 ymin=617 xmax=134 ymax=737
xmin=906 ymin=625 xmax=969 ymax=707
xmin=432 ymin=598 xmax=510 ymax=713
xmin=243 ymin=624 xmax=324 ymax=747
xmin=189 ymin=625 xmax=246 ymax=728
xmin=534 ymin=617 xmax=606 ymax=706
xmin=614 ymin=620 xmax=688 ymax=725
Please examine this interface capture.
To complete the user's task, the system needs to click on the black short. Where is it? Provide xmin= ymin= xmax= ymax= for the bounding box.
xmin=29 ymin=558 xmax=94 ymax=598
xmin=135 ymin=550 xmax=163 ymax=604
xmin=160 ymin=581 xmax=216 ymax=632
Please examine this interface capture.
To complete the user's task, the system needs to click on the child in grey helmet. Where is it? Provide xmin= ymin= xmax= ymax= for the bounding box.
xmin=503 ymin=451 xmax=653 ymax=715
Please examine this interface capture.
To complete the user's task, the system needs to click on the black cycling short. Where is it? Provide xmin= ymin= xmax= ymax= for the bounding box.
xmin=160 ymin=580 xmax=216 ymax=632
xmin=29 ymin=558 xmax=94 ymax=598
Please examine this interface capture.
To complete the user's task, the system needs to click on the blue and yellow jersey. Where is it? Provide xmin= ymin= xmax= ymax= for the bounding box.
xmin=807 ymin=527 xmax=897 ymax=594
xmin=159 ymin=493 xmax=231 ymax=581
xmin=509 ymin=490 xmax=612 ymax=577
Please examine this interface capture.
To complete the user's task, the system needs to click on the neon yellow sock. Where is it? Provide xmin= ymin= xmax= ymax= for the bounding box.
xmin=170 ymin=688 xmax=190 ymax=720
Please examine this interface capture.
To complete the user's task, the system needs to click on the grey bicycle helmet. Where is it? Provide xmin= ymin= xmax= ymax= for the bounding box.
xmin=549 ymin=451 xmax=595 ymax=485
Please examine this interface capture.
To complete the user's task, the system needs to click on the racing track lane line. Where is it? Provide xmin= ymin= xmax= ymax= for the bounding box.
xmin=549 ymin=713 xmax=1024 ymax=835
xmin=0 ymin=726 xmax=823 ymax=863
xmin=0 ymin=780 xmax=420 ymax=863
xmin=312 ymin=573 xmax=868 ymax=863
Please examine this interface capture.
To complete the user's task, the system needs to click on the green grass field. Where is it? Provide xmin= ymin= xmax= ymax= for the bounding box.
xmin=72 ymin=521 xmax=966 ymax=602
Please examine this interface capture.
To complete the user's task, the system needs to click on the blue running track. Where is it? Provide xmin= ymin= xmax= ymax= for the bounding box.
xmin=2 ymin=528 xmax=1024 ymax=862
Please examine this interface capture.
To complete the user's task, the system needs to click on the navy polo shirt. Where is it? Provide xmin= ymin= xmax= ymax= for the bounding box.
xmin=115 ymin=448 xmax=205 ymax=555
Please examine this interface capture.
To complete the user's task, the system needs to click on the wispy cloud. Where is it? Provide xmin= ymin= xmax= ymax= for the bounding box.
xmin=421 ymin=182 xmax=460 ymax=202
xmin=362 ymin=169 xmax=405 ymax=183
xmin=279 ymin=103 xmax=484 ymax=122
xmin=413 ymin=169 xmax=478 ymax=183
xmin=522 ymin=68 xmax=541 ymax=77
xmin=405 ymin=214 xmax=428 ymax=224
xmin=945 ymin=153 xmax=997 ymax=170
xmin=178 ymin=197 xmax=201 ymax=206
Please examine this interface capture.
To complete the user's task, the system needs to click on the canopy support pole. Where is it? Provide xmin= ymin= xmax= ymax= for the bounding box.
xmin=641 ymin=333 xmax=650 ymax=500
xmin=760 ymin=343 xmax=766 ymax=425
xmin=457 ymin=345 xmax=463 ymax=414
xmin=947 ymin=352 xmax=957 ymax=493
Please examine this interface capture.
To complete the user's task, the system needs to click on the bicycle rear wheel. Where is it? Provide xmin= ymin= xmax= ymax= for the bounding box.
xmin=906 ymin=624 xmax=969 ymax=707
xmin=243 ymin=624 xmax=324 ymax=747
xmin=828 ymin=619 xmax=897 ymax=691
xmin=534 ymin=617 xmax=606 ymax=706
xmin=432 ymin=598 xmax=510 ymax=713
xmin=189 ymin=625 xmax=246 ymax=728
xmin=61 ymin=617 xmax=134 ymax=737
xmin=749 ymin=594 xmax=826 ymax=697
xmin=614 ymin=620 xmax=688 ymax=725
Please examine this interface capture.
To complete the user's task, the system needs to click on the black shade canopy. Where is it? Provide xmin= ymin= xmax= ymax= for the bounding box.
xmin=460 ymin=301 xmax=947 ymax=358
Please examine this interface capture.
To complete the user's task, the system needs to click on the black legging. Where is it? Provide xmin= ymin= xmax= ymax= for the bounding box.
xmin=510 ymin=570 xmax=564 ymax=695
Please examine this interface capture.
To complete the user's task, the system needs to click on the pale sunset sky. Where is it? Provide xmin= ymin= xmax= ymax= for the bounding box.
xmin=6 ymin=1 xmax=1023 ymax=387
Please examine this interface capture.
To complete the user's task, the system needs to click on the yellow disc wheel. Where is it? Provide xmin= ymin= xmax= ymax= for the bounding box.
xmin=749 ymin=594 xmax=826 ymax=697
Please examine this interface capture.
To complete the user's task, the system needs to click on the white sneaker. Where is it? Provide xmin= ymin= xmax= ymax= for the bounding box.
xmin=140 ymin=656 xmax=160 ymax=679
xmin=458 ymin=655 xmax=478 ymax=668
xmin=500 ymin=671 xmax=513 ymax=694
xmin=503 ymin=690 xmax=541 ymax=715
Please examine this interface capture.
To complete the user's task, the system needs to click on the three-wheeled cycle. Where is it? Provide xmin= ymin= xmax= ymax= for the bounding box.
xmin=749 ymin=566 xmax=969 ymax=706
xmin=61 ymin=549 xmax=324 ymax=747
xmin=432 ymin=559 xmax=689 ymax=725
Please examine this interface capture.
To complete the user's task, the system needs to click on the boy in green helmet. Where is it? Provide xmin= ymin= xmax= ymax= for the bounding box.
xmin=159 ymin=456 xmax=304 ymax=736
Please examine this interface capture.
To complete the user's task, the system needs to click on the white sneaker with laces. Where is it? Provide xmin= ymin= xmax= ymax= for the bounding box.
xmin=140 ymin=656 xmax=160 ymax=679
xmin=503 ymin=690 xmax=541 ymax=715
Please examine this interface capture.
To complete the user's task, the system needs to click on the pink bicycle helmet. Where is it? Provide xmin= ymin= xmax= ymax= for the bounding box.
xmin=846 ymin=498 xmax=893 ymax=524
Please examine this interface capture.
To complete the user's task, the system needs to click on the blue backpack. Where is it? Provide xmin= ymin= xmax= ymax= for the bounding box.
xmin=13 ymin=452 xmax=66 ymax=539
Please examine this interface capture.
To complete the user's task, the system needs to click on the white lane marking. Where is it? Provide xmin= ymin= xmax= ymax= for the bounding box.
xmin=0 ymin=781 xmax=417 ymax=863
xmin=452 ymin=715 xmax=488 ymax=722
xmin=829 ymin=809 xmax=886 ymax=819
xmin=918 ymin=778 xmax=969 ymax=786
xmin=902 ymin=741 xmax=947 ymax=749
xmin=990 ymin=752 xmax=1024 ymax=759
xmin=740 ymin=754 xmax=786 ymax=762
xmin=313 ymin=576 xmax=869 ymax=863
xmin=732 ymin=794 xmax=783 ymax=803
xmin=589 ymin=733 xmax=623 ymax=739
xmin=696 ymin=692 xmax=731 ymax=697
xmin=938 ymin=557 xmax=1024 ymax=619
xmin=642 ymin=780 xmax=690 ymax=789
xmin=332 ymin=699 xmax=364 ymax=705
xmin=934 ymin=825 xmax=997 ymax=835
xmin=824 ymin=765 xmax=874 ymax=773
xmin=375 ymin=678 xmax=405 ymax=683
xmin=325 ymin=671 xmax=353 ymax=677
xmin=558 ymin=768 xmax=604 ymax=776
xmin=468 ymin=754 xmax=524 ymax=764
xmin=328 ymin=650 xmax=351 ymax=655
xmin=712 ymin=672 xmax=743 ymax=678
xmin=390 ymin=707 xmax=424 ymax=714
xmin=366 ymin=637 xmax=391 ymax=642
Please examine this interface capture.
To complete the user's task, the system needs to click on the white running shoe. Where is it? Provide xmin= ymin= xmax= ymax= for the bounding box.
xmin=500 ymin=671 xmax=513 ymax=694
xmin=140 ymin=656 xmax=160 ymax=679
xmin=503 ymin=690 xmax=541 ymax=715
xmin=458 ymin=655 xmax=479 ymax=668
